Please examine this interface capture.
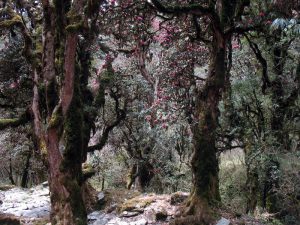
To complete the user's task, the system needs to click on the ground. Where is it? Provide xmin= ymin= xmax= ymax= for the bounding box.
xmin=0 ymin=184 xmax=268 ymax=225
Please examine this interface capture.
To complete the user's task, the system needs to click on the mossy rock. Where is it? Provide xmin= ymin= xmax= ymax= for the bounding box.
xmin=93 ymin=189 xmax=140 ymax=212
xmin=170 ymin=192 xmax=189 ymax=205
xmin=118 ymin=195 xmax=155 ymax=213
xmin=0 ymin=185 xmax=15 ymax=191
xmin=0 ymin=213 xmax=20 ymax=225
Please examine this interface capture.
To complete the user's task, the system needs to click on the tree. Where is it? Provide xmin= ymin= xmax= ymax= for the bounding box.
xmin=149 ymin=1 xmax=253 ymax=223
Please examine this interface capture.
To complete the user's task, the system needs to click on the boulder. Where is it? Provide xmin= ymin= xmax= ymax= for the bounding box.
xmin=216 ymin=217 xmax=231 ymax=225
xmin=0 ymin=213 xmax=20 ymax=225
xmin=170 ymin=192 xmax=189 ymax=205
xmin=155 ymin=209 xmax=168 ymax=221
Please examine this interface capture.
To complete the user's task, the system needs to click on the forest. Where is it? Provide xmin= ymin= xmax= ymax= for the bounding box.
xmin=0 ymin=0 xmax=299 ymax=225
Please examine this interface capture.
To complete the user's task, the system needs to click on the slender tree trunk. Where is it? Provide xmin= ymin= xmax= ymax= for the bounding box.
xmin=8 ymin=158 xmax=15 ymax=185
xmin=21 ymin=152 xmax=31 ymax=188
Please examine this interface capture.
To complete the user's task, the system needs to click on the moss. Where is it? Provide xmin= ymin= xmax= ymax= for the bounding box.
xmin=101 ymin=70 xmax=114 ymax=84
xmin=82 ymin=163 xmax=96 ymax=181
xmin=0 ymin=111 xmax=30 ymax=130
xmin=34 ymin=41 xmax=43 ymax=55
xmin=0 ymin=118 xmax=19 ymax=127
xmin=39 ymin=138 xmax=48 ymax=158
xmin=118 ymin=195 xmax=154 ymax=213
xmin=0 ymin=184 xmax=15 ymax=191
xmin=65 ymin=9 xmax=84 ymax=33
xmin=61 ymin=177 xmax=87 ymax=225
xmin=65 ymin=21 xmax=84 ymax=33
xmin=0 ymin=14 xmax=22 ymax=28
xmin=48 ymin=105 xmax=63 ymax=129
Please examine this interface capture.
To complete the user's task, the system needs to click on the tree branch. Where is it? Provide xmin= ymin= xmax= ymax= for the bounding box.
xmin=87 ymin=90 xmax=126 ymax=152
xmin=149 ymin=0 xmax=215 ymax=17
xmin=245 ymin=34 xmax=271 ymax=93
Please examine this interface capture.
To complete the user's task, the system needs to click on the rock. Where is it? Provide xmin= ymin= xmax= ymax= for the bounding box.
xmin=129 ymin=218 xmax=147 ymax=225
xmin=106 ymin=203 xmax=117 ymax=213
xmin=170 ymin=192 xmax=189 ymax=205
xmin=119 ymin=195 xmax=154 ymax=213
xmin=97 ymin=192 xmax=105 ymax=205
xmin=155 ymin=209 xmax=168 ymax=221
xmin=88 ymin=211 xmax=115 ymax=225
xmin=143 ymin=209 xmax=156 ymax=224
xmin=0 ymin=185 xmax=15 ymax=191
xmin=88 ymin=211 xmax=105 ymax=221
xmin=0 ymin=213 xmax=20 ymax=225
xmin=121 ymin=211 xmax=140 ymax=217
xmin=216 ymin=217 xmax=231 ymax=225
xmin=107 ymin=218 xmax=129 ymax=225
xmin=42 ymin=181 xmax=49 ymax=187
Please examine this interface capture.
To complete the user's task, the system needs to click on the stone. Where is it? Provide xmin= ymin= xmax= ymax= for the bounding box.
xmin=121 ymin=211 xmax=140 ymax=217
xmin=106 ymin=203 xmax=117 ymax=213
xmin=107 ymin=218 xmax=129 ymax=225
xmin=155 ymin=209 xmax=168 ymax=221
xmin=129 ymin=218 xmax=147 ymax=225
xmin=0 ymin=213 xmax=21 ymax=225
xmin=88 ymin=211 xmax=105 ymax=221
xmin=42 ymin=181 xmax=49 ymax=187
xmin=216 ymin=217 xmax=231 ymax=225
xmin=97 ymin=192 xmax=106 ymax=206
xmin=170 ymin=192 xmax=189 ymax=205
xmin=87 ymin=211 xmax=115 ymax=225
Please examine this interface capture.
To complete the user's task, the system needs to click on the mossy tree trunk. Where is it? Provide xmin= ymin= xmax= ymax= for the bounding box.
xmin=186 ymin=34 xmax=226 ymax=217
xmin=32 ymin=1 xmax=101 ymax=224
xmin=150 ymin=1 xmax=250 ymax=223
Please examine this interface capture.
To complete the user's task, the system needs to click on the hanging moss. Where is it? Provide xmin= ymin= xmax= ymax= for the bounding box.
xmin=65 ymin=9 xmax=84 ymax=33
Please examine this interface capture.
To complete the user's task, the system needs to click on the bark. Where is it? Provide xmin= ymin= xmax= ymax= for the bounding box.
xmin=189 ymin=36 xmax=225 ymax=207
xmin=39 ymin=1 xmax=89 ymax=224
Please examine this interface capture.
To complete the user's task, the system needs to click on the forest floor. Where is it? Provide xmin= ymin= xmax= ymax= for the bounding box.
xmin=0 ymin=183 xmax=268 ymax=225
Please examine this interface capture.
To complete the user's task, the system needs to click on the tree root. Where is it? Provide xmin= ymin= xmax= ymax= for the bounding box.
xmin=171 ymin=193 xmax=214 ymax=225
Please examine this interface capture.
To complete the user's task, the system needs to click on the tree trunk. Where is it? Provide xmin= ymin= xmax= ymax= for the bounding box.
xmin=21 ymin=152 xmax=31 ymax=188
xmin=47 ymin=82 xmax=87 ymax=225
xmin=8 ymin=158 xmax=15 ymax=185
xmin=178 ymin=35 xmax=226 ymax=225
